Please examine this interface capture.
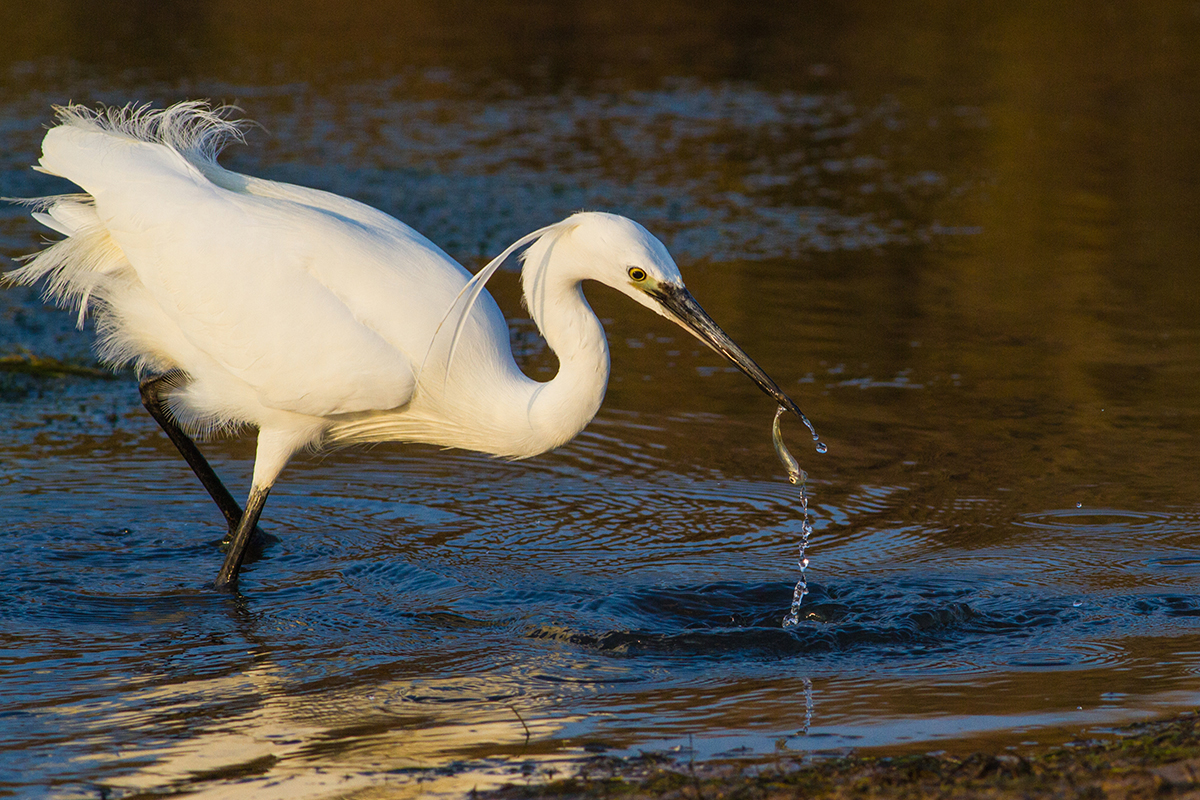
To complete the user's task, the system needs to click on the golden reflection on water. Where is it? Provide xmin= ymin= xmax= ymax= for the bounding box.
xmin=62 ymin=661 xmax=579 ymax=799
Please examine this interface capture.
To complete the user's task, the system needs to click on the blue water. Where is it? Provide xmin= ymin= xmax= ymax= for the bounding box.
xmin=3 ymin=3 xmax=1200 ymax=797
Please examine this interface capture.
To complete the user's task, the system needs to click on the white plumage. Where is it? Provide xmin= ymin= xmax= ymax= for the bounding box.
xmin=10 ymin=101 xmax=813 ymax=587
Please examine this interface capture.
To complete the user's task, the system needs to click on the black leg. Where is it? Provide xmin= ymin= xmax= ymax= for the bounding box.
xmin=138 ymin=371 xmax=261 ymax=539
xmin=215 ymin=485 xmax=270 ymax=589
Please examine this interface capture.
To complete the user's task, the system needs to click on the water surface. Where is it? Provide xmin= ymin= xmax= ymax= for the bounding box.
xmin=2 ymin=2 xmax=1200 ymax=797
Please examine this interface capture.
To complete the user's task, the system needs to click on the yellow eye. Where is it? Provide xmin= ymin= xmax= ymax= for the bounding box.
xmin=628 ymin=267 xmax=647 ymax=282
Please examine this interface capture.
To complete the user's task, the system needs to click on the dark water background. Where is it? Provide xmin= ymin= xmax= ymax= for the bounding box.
xmin=2 ymin=1 xmax=1200 ymax=797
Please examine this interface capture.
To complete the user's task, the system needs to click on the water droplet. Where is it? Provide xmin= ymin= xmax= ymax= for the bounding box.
xmin=773 ymin=405 xmax=820 ymax=630
xmin=782 ymin=486 xmax=814 ymax=627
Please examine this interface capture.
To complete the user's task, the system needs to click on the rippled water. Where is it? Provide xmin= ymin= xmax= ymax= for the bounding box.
xmin=3 ymin=2 xmax=1200 ymax=797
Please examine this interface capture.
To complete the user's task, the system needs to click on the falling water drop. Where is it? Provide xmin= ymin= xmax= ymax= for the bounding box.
xmin=782 ymin=486 xmax=813 ymax=629
xmin=774 ymin=406 xmax=815 ymax=629
xmin=788 ymin=404 xmax=827 ymax=458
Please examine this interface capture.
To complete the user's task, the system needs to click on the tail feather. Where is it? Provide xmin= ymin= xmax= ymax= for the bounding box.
xmin=30 ymin=212 xmax=69 ymax=236
xmin=7 ymin=202 xmax=128 ymax=328
xmin=29 ymin=195 xmax=102 ymax=236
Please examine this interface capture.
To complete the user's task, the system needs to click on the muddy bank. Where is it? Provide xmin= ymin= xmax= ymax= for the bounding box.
xmin=484 ymin=712 xmax=1200 ymax=799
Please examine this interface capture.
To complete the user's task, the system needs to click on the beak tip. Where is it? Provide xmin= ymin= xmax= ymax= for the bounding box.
xmin=653 ymin=283 xmax=823 ymax=447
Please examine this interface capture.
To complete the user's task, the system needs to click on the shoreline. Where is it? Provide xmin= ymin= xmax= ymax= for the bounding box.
xmin=481 ymin=711 xmax=1200 ymax=799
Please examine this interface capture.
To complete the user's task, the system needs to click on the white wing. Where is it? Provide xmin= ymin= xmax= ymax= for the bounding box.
xmin=38 ymin=124 xmax=473 ymax=418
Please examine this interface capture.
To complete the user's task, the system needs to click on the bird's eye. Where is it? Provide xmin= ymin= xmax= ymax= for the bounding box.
xmin=628 ymin=267 xmax=648 ymax=282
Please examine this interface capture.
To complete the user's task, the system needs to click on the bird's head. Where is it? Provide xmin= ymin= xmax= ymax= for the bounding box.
xmin=543 ymin=212 xmax=684 ymax=314
xmin=535 ymin=211 xmax=816 ymax=430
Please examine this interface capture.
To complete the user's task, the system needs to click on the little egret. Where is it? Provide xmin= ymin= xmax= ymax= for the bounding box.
xmin=9 ymin=101 xmax=818 ymax=588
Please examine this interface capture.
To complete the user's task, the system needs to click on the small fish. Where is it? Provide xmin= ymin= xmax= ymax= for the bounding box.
xmin=772 ymin=405 xmax=805 ymax=485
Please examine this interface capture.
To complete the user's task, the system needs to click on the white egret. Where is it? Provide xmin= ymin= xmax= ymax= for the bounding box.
xmin=8 ymin=101 xmax=819 ymax=588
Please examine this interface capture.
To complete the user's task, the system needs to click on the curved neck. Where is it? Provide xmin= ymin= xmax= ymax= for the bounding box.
xmin=328 ymin=223 xmax=614 ymax=458
xmin=518 ymin=231 xmax=610 ymax=453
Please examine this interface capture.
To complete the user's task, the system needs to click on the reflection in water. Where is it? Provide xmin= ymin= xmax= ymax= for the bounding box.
xmin=3 ymin=397 xmax=1200 ymax=793
xmin=7 ymin=404 xmax=1199 ymax=791
xmin=2 ymin=1 xmax=1200 ymax=797
xmin=59 ymin=660 xmax=578 ymax=799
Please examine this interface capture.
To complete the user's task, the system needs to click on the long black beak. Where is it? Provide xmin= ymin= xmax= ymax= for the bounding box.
xmin=650 ymin=283 xmax=820 ymax=440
